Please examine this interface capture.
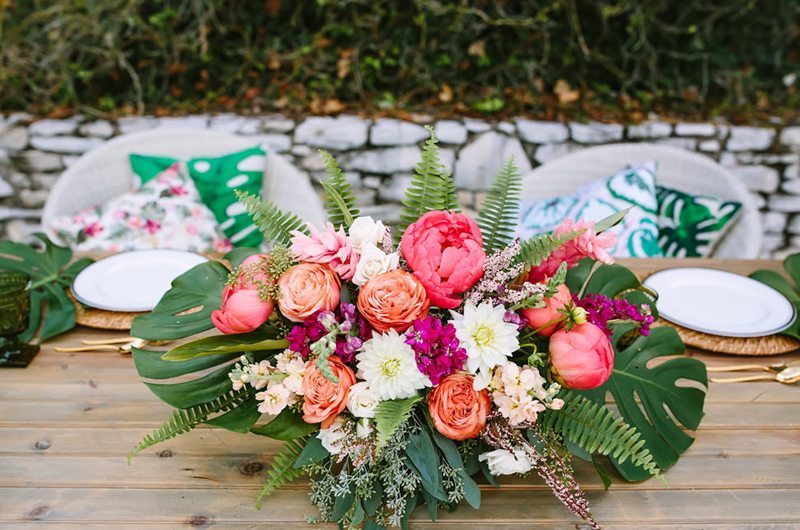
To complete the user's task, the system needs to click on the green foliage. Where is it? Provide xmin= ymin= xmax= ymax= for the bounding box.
xmin=161 ymin=333 xmax=288 ymax=361
xmin=251 ymin=407 xmax=318 ymax=441
xmin=477 ymin=158 xmax=522 ymax=252
xmin=406 ymin=428 xmax=447 ymax=502
xmin=374 ymin=395 xmax=422 ymax=448
xmin=542 ymin=392 xmax=660 ymax=477
xmin=566 ymin=260 xmax=707 ymax=481
xmin=750 ymin=253 xmax=800 ymax=339
xmin=1 ymin=1 xmax=797 ymax=115
xmin=319 ymin=150 xmax=359 ymax=228
xmin=398 ymin=128 xmax=459 ymax=238
xmin=0 ymin=234 xmax=93 ymax=341
xmin=128 ymin=388 xmax=252 ymax=462
xmin=256 ymin=436 xmax=310 ymax=507
xmin=515 ymin=229 xmax=582 ymax=271
xmin=235 ymin=190 xmax=308 ymax=247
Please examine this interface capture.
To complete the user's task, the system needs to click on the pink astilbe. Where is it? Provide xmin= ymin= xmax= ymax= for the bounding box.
xmin=528 ymin=219 xmax=617 ymax=284
xmin=290 ymin=223 xmax=359 ymax=280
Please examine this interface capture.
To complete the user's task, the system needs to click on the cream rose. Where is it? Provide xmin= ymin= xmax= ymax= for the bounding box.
xmin=348 ymin=216 xmax=386 ymax=253
xmin=346 ymin=382 xmax=380 ymax=418
xmin=352 ymin=243 xmax=400 ymax=286
xmin=478 ymin=448 xmax=533 ymax=476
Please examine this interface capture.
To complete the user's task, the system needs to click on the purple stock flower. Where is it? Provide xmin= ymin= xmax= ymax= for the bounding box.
xmin=286 ymin=302 xmax=372 ymax=363
xmin=405 ymin=315 xmax=468 ymax=385
xmin=573 ymin=293 xmax=654 ymax=337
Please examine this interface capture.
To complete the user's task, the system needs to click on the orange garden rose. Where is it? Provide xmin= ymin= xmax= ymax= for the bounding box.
xmin=278 ymin=263 xmax=341 ymax=322
xmin=428 ymin=373 xmax=490 ymax=440
xmin=357 ymin=269 xmax=430 ymax=333
xmin=301 ymin=355 xmax=356 ymax=428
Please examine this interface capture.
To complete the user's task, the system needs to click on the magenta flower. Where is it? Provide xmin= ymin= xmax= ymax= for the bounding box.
xmin=405 ymin=316 xmax=468 ymax=386
xmin=286 ymin=302 xmax=371 ymax=364
xmin=573 ymin=293 xmax=654 ymax=337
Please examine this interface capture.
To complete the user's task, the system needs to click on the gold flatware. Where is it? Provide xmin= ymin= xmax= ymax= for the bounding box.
xmin=710 ymin=365 xmax=800 ymax=385
xmin=707 ymin=360 xmax=800 ymax=373
xmin=55 ymin=338 xmax=150 ymax=354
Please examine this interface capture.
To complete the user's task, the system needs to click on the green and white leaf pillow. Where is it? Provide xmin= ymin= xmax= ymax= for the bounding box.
xmin=129 ymin=146 xmax=266 ymax=247
xmin=517 ymin=162 xmax=663 ymax=258
xmin=655 ymin=186 xmax=742 ymax=257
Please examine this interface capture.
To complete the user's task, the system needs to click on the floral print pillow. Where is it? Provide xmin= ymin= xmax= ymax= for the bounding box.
xmin=50 ymin=163 xmax=233 ymax=254
xmin=517 ymin=162 xmax=664 ymax=258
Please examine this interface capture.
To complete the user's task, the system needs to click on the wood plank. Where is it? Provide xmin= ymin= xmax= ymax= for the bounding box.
xmin=0 ymin=488 xmax=797 ymax=525
xmin=5 ymin=525 xmax=800 ymax=530
xmin=1 ymin=454 xmax=798 ymax=492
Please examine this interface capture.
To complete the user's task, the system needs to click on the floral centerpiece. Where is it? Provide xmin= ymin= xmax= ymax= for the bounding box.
xmin=129 ymin=130 xmax=707 ymax=529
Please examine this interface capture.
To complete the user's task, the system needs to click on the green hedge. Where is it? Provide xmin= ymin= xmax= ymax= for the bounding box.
xmin=1 ymin=1 xmax=798 ymax=116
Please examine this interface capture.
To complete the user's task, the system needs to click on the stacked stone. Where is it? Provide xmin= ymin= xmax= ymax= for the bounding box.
xmin=0 ymin=113 xmax=798 ymax=258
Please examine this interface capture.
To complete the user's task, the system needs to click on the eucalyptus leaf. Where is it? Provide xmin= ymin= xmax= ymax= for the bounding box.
xmin=332 ymin=483 xmax=355 ymax=521
xmin=0 ymin=234 xmax=93 ymax=341
xmin=406 ymin=429 xmax=447 ymax=501
xmin=593 ymin=207 xmax=631 ymax=233
xmin=251 ymin=407 xmax=318 ymax=441
xmin=161 ymin=333 xmax=288 ymax=361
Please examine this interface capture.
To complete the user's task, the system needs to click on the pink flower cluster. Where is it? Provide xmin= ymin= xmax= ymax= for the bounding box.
xmin=489 ymin=362 xmax=564 ymax=426
xmin=574 ymin=293 xmax=654 ymax=337
xmin=286 ymin=303 xmax=372 ymax=364
xmin=291 ymin=223 xmax=358 ymax=280
xmin=528 ymin=219 xmax=616 ymax=283
xmin=404 ymin=316 xmax=468 ymax=385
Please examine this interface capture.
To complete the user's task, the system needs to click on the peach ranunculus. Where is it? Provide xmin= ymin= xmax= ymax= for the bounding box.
xmin=290 ymin=223 xmax=359 ymax=280
xmin=301 ymin=355 xmax=356 ymax=428
xmin=400 ymin=211 xmax=486 ymax=309
xmin=278 ymin=263 xmax=341 ymax=322
xmin=549 ymin=322 xmax=614 ymax=390
xmin=211 ymin=285 xmax=274 ymax=334
xmin=357 ymin=269 xmax=430 ymax=333
xmin=428 ymin=373 xmax=490 ymax=441
xmin=521 ymin=283 xmax=571 ymax=337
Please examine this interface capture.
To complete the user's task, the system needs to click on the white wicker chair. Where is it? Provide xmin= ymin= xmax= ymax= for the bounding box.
xmin=520 ymin=143 xmax=762 ymax=258
xmin=42 ymin=128 xmax=326 ymax=242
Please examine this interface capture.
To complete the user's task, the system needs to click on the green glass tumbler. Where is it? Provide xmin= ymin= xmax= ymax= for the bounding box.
xmin=0 ymin=271 xmax=40 ymax=367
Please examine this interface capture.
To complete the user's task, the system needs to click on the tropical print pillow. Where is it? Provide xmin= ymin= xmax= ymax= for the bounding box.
xmin=517 ymin=162 xmax=663 ymax=258
xmin=129 ymin=146 xmax=266 ymax=247
xmin=50 ymin=164 xmax=233 ymax=254
xmin=655 ymin=186 xmax=742 ymax=257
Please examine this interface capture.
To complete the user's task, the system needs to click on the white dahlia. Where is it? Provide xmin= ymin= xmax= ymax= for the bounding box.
xmin=450 ymin=302 xmax=520 ymax=390
xmin=356 ymin=330 xmax=430 ymax=400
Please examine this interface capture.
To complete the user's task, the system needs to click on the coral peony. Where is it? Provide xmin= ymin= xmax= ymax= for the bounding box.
xmin=528 ymin=219 xmax=616 ymax=284
xmin=301 ymin=355 xmax=356 ymax=428
xmin=521 ymin=283 xmax=572 ymax=337
xmin=211 ymin=285 xmax=274 ymax=334
xmin=428 ymin=373 xmax=490 ymax=440
xmin=400 ymin=210 xmax=486 ymax=309
xmin=357 ymin=269 xmax=430 ymax=333
xmin=549 ymin=322 xmax=614 ymax=390
xmin=278 ymin=263 xmax=341 ymax=322
xmin=291 ymin=223 xmax=359 ymax=280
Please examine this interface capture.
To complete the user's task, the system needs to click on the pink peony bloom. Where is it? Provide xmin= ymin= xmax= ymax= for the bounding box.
xmin=549 ymin=322 xmax=614 ymax=390
xmin=521 ymin=283 xmax=571 ymax=337
xmin=528 ymin=219 xmax=616 ymax=284
xmin=211 ymin=285 xmax=274 ymax=334
xmin=290 ymin=223 xmax=359 ymax=280
xmin=400 ymin=211 xmax=486 ymax=309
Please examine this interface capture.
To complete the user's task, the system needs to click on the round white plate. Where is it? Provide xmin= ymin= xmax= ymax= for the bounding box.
xmin=644 ymin=267 xmax=796 ymax=338
xmin=72 ymin=250 xmax=208 ymax=312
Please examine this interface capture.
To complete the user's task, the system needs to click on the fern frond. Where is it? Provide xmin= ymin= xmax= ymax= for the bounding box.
xmin=129 ymin=388 xmax=252 ymax=463
xmin=542 ymin=392 xmax=660 ymax=477
xmin=515 ymin=227 xmax=584 ymax=271
xmin=256 ymin=435 xmax=309 ymax=507
xmin=235 ymin=190 xmax=308 ymax=246
xmin=477 ymin=157 xmax=522 ymax=252
xmin=374 ymin=395 xmax=422 ymax=448
xmin=398 ymin=127 xmax=459 ymax=238
xmin=319 ymin=150 xmax=359 ymax=228
xmin=441 ymin=169 xmax=460 ymax=211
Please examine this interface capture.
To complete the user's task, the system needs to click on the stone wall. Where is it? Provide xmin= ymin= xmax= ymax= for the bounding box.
xmin=1 ymin=113 xmax=798 ymax=258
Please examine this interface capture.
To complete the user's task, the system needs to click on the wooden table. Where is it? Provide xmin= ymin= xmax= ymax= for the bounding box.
xmin=1 ymin=259 xmax=798 ymax=529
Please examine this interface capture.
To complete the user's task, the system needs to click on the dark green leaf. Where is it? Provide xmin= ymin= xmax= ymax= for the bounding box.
xmin=132 ymin=346 xmax=239 ymax=380
xmin=252 ymin=407 xmax=318 ymax=441
xmin=363 ymin=480 xmax=383 ymax=516
xmin=205 ymin=395 xmax=261 ymax=432
xmin=365 ymin=520 xmax=385 ymax=530
xmin=479 ymin=458 xmax=498 ymax=486
xmin=131 ymin=260 xmax=229 ymax=340
xmin=400 ymin=493 xmax=418 ymax=530
xmin=332 ymin=483 xmax=355 ymax=521
xmin=459 ymin=471 xmax=481 ymax=509
xmin=421 ymin=489 xmax=438 ymax=521
xmin=592 ymin=455 xmax=614 ymax=490
xmin=161 ymin=333 xmax=288 ymax=361
xmin=428 ymin=426 xmax=464 ymax=471
xmin=293 ymin=435 xmax=329 ymax=468
xmin=406 ymin=429 xmax=447 ymax=501
xmin=750 ymin=257 xmax=800 ymax=340
xmin=144 ymin=365 xmax=233 ymax=408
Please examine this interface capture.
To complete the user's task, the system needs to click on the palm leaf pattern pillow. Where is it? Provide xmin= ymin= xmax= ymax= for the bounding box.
xmin=655 ymin=186 xmax=742 ymax=257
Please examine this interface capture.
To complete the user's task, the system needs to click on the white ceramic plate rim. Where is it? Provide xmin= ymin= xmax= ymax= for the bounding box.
xmin=644 ymin=267 xmax=796 ymax=338
xmin=72 ymin=249 xmax=208 ymax=312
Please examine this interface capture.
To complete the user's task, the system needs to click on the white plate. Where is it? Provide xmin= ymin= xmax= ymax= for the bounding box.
xmin=644 ymin=267 xmax=796 ymax=338
xmin=72 ymin=250 xmax=208 ymax=312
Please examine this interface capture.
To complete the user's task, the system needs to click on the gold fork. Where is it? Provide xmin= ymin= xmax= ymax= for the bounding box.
xmin=710 ymin=365 xmax=800 ymax=385
xmin=55 ymin=337 xmax=150 ymax=354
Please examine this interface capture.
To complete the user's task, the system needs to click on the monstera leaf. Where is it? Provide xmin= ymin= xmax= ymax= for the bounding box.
xmin=131 ymin=248 xmax=259 ymax=340
xmin=750 ymin=253 xmax=800 ymax=340
xmin=0 ymin=234 xmax=93 ymax=341
xmin=567 ymin=260 xmax=708 ymax=481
